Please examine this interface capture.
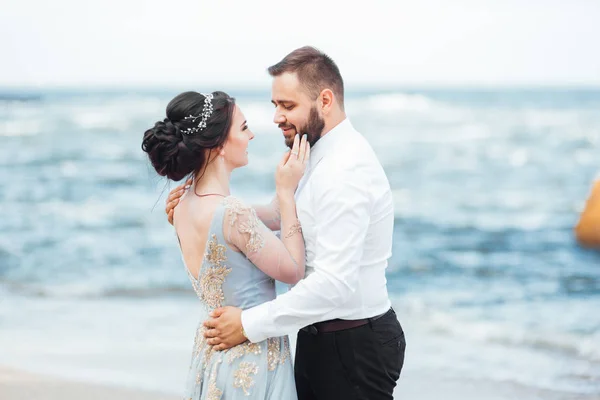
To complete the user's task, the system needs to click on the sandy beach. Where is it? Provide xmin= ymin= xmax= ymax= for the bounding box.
xmin=0 ymin=367 xmax=175 ymax=400
xmin=2 ymin=365 xmax=596 ymax=400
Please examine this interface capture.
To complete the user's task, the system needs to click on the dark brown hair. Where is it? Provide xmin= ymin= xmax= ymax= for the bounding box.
xmin=141 ymin=91 xmax=235 ymax=182
xmin=268 ymin=46 xmax=345 ymax=109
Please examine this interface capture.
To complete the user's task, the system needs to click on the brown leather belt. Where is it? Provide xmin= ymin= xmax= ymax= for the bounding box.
xmin=301 ymin=308 xmax=392 ymax=334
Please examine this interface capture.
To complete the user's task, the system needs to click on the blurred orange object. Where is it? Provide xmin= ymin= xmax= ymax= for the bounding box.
xmin=575 ymin=179 xmax=600 ymax=248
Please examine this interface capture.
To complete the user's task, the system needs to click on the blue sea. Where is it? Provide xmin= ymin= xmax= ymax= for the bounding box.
xmin=0 ymin=87 xmax=599 ymax=397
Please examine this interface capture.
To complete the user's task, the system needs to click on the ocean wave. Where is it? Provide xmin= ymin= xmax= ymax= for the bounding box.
xmin=0 ymin=94 xmax=167 ymax=134
xmin=0 ymin=281 xmax=191 ymax=298
xmin=0 ymin=120 xmax=43 ymax=136
xmin=393 ymin=297 xmax=600 ymax=362
xmin=0 ymin=93 xmax=42 ymax=102
xmin=392 ymin=205 xmax=558 ymax=232
xmin=362 ymin=92 xmax=436 ymax=112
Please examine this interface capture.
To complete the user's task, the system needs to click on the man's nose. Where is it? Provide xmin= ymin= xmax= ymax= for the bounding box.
xmin=273 ymin=111 xmax=286 ymax=125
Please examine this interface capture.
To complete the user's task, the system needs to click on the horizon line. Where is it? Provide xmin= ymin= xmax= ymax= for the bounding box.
xmin=2 ymin=82 xmax=600 ymax=93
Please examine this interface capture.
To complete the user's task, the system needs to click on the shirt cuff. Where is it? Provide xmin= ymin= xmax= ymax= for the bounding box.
xmin=241 ymin=303 xmax=270 ymax=343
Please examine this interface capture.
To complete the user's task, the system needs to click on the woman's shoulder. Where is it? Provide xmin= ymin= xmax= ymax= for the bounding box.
xmin=221 ymin=195 xmax=260 ymax=225
xmin=222 ymin=194 xmax=248 ymax=211
xmin=220 ymin=195 xmax=265 ymax=253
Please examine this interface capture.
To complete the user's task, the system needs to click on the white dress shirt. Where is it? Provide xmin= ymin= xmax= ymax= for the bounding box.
xmin=241 ymin=118 xmax=394 ymax=343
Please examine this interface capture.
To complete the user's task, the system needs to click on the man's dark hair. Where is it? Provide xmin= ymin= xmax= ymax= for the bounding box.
xmin=268 ymin=46 xmax=344 ymax=109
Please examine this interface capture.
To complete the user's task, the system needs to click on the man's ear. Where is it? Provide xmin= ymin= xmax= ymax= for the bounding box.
xmin=320 ymin=89 xmax=335 ymax=115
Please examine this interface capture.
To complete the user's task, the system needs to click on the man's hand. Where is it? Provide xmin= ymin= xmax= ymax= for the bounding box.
xmin=165 ymin=178 xmax=192 ymax=225
xmin=203 ymin=306 xmax=247 ymax=351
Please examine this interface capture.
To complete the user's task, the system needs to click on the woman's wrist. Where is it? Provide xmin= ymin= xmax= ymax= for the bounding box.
xmin=276 ymin=190 xmax=296 ymax=203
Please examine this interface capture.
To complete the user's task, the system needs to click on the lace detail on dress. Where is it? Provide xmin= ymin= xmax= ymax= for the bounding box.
xmin=233 ymin=361 xmax=259 ymax=395
xmin=221 ymin=195 xmax=305 ymax=285
xmin=267 ymin=338 xmax=280 ymax=371
xmin=227 ymin=341 xmax=262 ymax=364
xmin=207 ymin=358 xmax=223 ymax=400
xmin=198 ymin=234 xmax=231 ymax=309
xmin=267 ymin=337 xmax=291 ymax=371
xmin=281 ymin=336 xmax=291 ymax=365
xmin=223 ymin=196 xmax=265 ymax=253
xmin=205 ymin=233 xmax=227 ymax=266
xmin=192 ymin=324 xmax=218 ymax=380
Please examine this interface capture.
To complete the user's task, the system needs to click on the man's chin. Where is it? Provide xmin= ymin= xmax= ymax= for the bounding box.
xmin=284 ymin=134 xmax=296 ymax=149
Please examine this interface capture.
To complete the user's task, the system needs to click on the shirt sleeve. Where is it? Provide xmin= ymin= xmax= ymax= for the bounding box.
xmin=240 ymin=168 xmax=371 ymax=343
xmin=222 ymin=196 xmax=305 ymax=285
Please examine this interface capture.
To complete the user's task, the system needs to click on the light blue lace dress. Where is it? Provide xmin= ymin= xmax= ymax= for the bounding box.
xmin=180 ymin=196 xmax=298 ymax=400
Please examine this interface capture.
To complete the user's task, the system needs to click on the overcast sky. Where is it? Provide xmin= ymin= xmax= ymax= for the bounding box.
xmin=2 ymin=0 xmax=599 ymax=88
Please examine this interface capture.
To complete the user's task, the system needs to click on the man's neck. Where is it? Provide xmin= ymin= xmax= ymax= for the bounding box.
xmin=320 ymin=111 xmax=347 ymax=139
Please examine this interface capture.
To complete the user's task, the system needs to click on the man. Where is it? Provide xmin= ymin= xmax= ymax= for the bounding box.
xmin=165 ymin=46 xmax=405 ymax=399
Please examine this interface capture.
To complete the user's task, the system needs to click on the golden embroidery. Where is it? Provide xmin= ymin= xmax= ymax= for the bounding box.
xmin=285 ymin=220 xmax=302 ymax=238
xmin=203 ymin=344 xmax=216 ymax=371
xmin=237 ymin=207 xmax=265 ymax=252
xmin=193 ymin=325 xmax=206 ymax=357
xmin=195 ymin=234 xmax=231 ymax=309
xmin=223 ymin=196 xmax=244 ymax=229
xmin=191 ymin=324 xmax=218 ymax=373
xmin=205 ymin=234 xmax=227 ymax=267
xmin=199 ymin=265 xmax=231 ymax=309
xmin=224 ymin=197 xmax=265 ymax=253
xmin=281 ymin=336 xmax=291 ymax=364
xmin=267 ymin=337 xmax=291 ymax=371
xmin=233 ymin=362 xmax=258 ymax=395
xmin=207 ymin=358 xmax=223 ymax=400
xmin=227 ymin=341 xmax=262 ymax=364
xmin=267 ymin=337 xmax=281 ymax=371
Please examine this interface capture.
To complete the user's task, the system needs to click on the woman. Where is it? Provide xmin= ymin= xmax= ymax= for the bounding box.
xmin=141 ymin=90 xmax=309 ymax=399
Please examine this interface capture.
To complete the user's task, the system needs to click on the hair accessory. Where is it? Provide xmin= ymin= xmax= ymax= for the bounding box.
xmin=181 ymin=93 xmax=214 ymax=135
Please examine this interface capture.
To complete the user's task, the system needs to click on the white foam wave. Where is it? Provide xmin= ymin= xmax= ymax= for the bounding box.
xmin=62 ymin=96 xmax=164 ymax=131
xmin=0 ymin=120 xmax=43 ymax=136
xmin=392 ymin=124 xmax=493 ymax=144
xmin=70 ymin=111 xmax=129 ymax=130
xmin=8 ymin=282 xmax=190 ymax=299
xmin=393 ymin=297 xmax=600 ymax=362
xmin=363 ymin=93 xmax=436 ymax=112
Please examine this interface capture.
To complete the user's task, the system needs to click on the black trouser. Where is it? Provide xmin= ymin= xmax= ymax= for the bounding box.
xmin=294 ymin=308 xmax=405 ymax=400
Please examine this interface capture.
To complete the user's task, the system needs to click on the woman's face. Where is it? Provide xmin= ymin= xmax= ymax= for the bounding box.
xmin=221 ymin=105 xmax=254 ymax=169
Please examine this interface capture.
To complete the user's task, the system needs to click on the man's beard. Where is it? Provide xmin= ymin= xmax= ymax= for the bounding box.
xmin=283 ymin=106 xmax=325 ymax=149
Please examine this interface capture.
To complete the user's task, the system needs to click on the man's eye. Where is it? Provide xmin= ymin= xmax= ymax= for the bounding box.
xmin=242 ymin=125 xmax=248 ymax=131
xmin=284 ymin=105 xmax=294 ymax=110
